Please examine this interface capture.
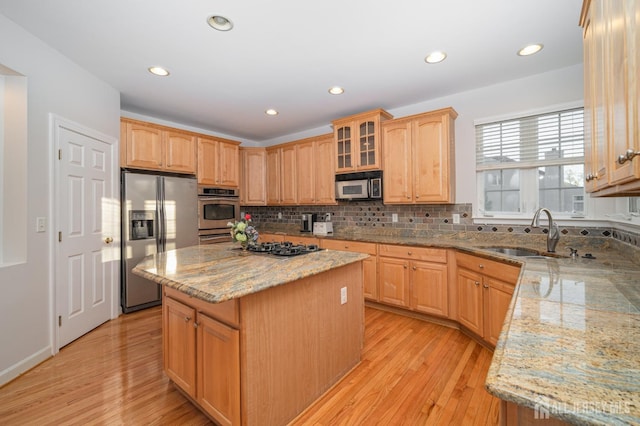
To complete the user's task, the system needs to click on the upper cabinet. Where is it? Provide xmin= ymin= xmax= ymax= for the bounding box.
xmin=382 ymin=108 xmax=457 ymax=204
xmin=121 ymin=118 xmax=197 ymax=174
xmin=332 ymin=109 xmax=393 ymax=173
xmin=240 ymin=148 xmax=267 ymax=206
xmin=265 ymin=144 xmax=297 ymax=205
xmin=197 ymin=136 xmax=240 ymax=188
xmin=581 ymin=0 xmax=640 ymax=195
xmin=296 ymin=134 xmax=336 ymax=205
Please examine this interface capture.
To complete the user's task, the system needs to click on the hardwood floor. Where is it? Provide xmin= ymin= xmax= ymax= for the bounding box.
xmin=0 ymin=306 xmax=499 ymax=425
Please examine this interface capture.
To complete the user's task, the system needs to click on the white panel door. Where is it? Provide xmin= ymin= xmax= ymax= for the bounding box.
xmin=56 ymin=123 xmax=115 ymax=348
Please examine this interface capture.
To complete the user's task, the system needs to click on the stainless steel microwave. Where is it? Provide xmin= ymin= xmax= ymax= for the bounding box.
xmin=335 ymin=171 xmax=382 ymax=200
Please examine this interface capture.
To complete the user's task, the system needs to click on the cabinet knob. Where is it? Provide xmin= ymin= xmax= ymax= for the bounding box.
xmin=474 ymin=281 xmax=480 ymax=286
xmin=184 ymin=316 xmax=191 ymax=322
xmin=618 ymin=149 xmax=640 ymax=165
xmin=404 ymin=264 xmax=408 ymax=269
xmin=585 ymin=173 xmax=595 ymax=182
xmin=416 ymin=195 xmax=420 ymax=198
xmin=478 ymin=264 xmax=484 ymax=269
xmin=193 ymin=322 xmax=199 ymax=328
xmin=412 ymin=266 xmax=417 ymax=271
xmin=483 ymin=284 xmax=489 ymax=289
xmin=407 ymin=251 xmax=412 ymax=255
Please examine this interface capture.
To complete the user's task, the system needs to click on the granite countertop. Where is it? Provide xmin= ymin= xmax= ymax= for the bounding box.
xmin=259 ymin=227 xmax=640 ymax=425
xmin=132 ymin=242 xmax=368 ymax=304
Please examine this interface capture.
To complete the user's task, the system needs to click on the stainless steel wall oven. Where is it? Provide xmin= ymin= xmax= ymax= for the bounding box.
xmin=198 ymin=186 xmax=240 ymax=244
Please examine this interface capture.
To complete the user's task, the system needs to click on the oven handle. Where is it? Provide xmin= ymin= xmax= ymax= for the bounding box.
xmin=198 ymin=196 xmax=239 ymax=201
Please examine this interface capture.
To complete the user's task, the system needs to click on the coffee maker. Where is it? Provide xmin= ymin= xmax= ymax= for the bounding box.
xmin=301 ymin=213 xmax=317 ymax=233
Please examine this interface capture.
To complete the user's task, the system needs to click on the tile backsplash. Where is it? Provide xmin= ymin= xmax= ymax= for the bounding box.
xmin=242 ymin=202 xmax=640 ymax=247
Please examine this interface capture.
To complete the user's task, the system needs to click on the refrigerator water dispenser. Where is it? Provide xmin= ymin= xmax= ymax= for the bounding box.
xmin=130 ymin=210 xmax=155 ymax=240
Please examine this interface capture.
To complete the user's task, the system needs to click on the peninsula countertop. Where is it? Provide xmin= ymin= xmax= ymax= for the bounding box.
xmin=258 ymin=228 xmax=640 ymax=425
xmin=132 ymin=242 xmax=368 ymax=304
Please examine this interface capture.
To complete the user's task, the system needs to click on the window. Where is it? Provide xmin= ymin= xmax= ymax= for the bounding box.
xmin=476 ymin=107 xmax=585 ymax=217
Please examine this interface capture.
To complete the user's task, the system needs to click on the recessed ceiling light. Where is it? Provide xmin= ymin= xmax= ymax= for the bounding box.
xmin=425 ymin=51 xmax=447 ymax=64
xmin=148 ymin=66 xmax=170 ymax=76
xmin=328 ymin=86 xmax=344 ymax=95
xmin=517 ymin=44 xmax=543 ymax=56
xmin=208 ymin=15 xmax=233 ymax=31
xmin=265 ymin=109 xmax=278 ymax=116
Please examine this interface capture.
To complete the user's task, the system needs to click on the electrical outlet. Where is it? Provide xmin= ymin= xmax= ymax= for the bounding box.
xmin=340 ymin=287 xmax=347 ymax=304
xmin=452 ymin=214 xmax=460 ymax=224
xmin=392 ymin=213 xmax=398 ymax=223
xmin=278 ymin=212 xmax=283 ymax=219
xmin=36 ymin=217 xmax=46 ymax=233
xmin=325 ymin=213 xmax=331 ymax=222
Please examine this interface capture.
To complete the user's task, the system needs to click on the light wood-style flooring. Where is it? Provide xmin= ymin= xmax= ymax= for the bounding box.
xmin=0 ymin=306 xmax=499 ymax=425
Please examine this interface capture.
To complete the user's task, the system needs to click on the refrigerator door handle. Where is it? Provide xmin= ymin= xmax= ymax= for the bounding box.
xmin=156 ymin=177 xmax=164 ymax=253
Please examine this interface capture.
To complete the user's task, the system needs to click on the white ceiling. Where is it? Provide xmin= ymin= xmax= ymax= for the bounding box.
xmin=0 ymin=0 xmax=584 ymax=143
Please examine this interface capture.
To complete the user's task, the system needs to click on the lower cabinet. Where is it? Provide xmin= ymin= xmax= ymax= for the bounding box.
xmin=320 ymin=239 xmax=378 ymax=300
xmin=456 ymin=252 xmax=520 ymax=346
xmin=378 ymin=244 xmax=449 ymax=317
xmin=163 ymin=288 xmax=241 ymax=426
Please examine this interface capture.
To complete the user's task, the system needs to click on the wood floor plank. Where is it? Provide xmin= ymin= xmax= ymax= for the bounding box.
xmin=0 ymin=305 xmax=499 ymax=426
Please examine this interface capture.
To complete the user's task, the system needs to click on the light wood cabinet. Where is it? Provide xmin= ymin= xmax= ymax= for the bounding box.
xmin=121 ymin=118 xmax=196 ymax=174
xmin=265 ymin=145 xmax=297 ymax=205
xmin=333 ymin=109 xmax=392 ymax=173
xmin=164 ymin=287 xmax=241 ymax=426
xmin=455 ymin=252 xmax=520 ymax=346
xmin=197 ymin=136 xmax=240 ymax=188
xmin=296 ymin=134 xmax=336 ymax=205
xmin=239 ymin=148 xmax=267 ymax=205
xmin=321 ymin=239 xmax=378 ymax=301
xmin=378 ymin=244 xmax=448 ymax=316
xmin=581 ymin=0 xmax=640 ymax=195
xmin=382 ymin=108 xmax=457 ymax=204
xmin=266 ymin=147 xmax=281 ymax=205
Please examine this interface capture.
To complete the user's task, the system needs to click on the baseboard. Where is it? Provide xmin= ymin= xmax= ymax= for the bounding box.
xmin=0 ymin=346 xmax=52 ymax=387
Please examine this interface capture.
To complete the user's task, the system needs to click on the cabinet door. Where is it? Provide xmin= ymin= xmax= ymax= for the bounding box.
xmin=411 ymin=261 xmax=448 ymax=317
xmin=164 ymin=296 xmax=197 ymax=398
xmin=413 ymin=114 xmax=451 ymax=203
xmin=217 ymin=141 xmax=240 ymax=187
xmin=266 ymin=148 xmax=281 ymax=204
xmin=590 ymin=0 xmax=609 ymax=191
xmin=164 ymin=130 xmax=196 ymax=174
xmin=608 ymin=0 xmax=639 ymax=185
xmin=456 ymin=268 xmax=483 ymax=336
xmin=357 ymin=119 xmax=380 ymax=170
xmin=483 ymin=277 xmax=515 ymax=346
xmin=125 ymin=122 xmax=164 ymax=170
xmin=296 ymin=141 xmax=315 ymax=204
xmin=197 ymin=313 xmax=241 ymax=426
xmin=197 ymin=137 xmax=219 ymax=185
xmin=280 ymin=145 xmax=297 ymax=204
xmin=378 ymin=257 xmax=410 ymax=307
xmin=314 ymin=135 xmax=336 ymax=204
xmin=335 ymin=122 xmax=354 ymax=172
xmin=382 ymin=120 xmax=412 ymax=203
xmin=241 ymin=148 xmax=267 ymax=205
xmin=362 ymin=256 xmax=378 ymax=301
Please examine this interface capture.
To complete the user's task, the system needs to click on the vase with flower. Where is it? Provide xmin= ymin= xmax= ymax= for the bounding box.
xmin=228 ymin=214 xmax=259 ymax=250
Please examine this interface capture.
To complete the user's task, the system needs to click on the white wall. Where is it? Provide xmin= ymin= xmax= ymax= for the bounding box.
xmin=0 ymin=13 xmax=120 ymax=384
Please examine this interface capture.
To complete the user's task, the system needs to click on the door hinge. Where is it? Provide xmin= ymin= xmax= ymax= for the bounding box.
xmin=58 ymin=315 xmax=62 ymax=327
xmin=58 ymin=232 xmax=62 ymax=242
xmin=58 ymin=149 xmax=62 ymax=160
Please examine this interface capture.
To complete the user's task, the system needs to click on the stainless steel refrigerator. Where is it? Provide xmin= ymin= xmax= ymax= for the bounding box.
xmin=121 ymin=171 xmax=198 ymax=313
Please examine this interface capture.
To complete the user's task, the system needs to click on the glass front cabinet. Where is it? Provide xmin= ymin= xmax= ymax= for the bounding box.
xmin=333 ymin=109 xmax=393 ymax=173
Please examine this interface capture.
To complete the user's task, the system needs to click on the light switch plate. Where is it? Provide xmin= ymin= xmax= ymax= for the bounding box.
xmin=36 ymin=217 xmax=46 ymax=233
xmin=452 ymin=214 xmax=460 ymax=224
xmin=392 ymin=213 xmax=398 ymax=223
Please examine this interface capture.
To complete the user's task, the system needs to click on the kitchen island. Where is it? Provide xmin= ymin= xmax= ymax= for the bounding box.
xmin=134 ymin=243 xmax=368 ymax=426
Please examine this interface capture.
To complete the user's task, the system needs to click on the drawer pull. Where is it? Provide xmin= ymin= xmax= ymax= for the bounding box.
xmin=407 ymin=251 xmax=412 ymax=255
xmin=478 ymin=264 xmax=485 ymax=269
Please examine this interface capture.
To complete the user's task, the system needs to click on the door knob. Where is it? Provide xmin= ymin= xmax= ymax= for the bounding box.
xmin=104 ymin=237 xmax=113 ymax=244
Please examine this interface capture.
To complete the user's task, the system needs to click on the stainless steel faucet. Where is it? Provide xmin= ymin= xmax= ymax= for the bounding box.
xmin=531 ymin=208 xmax=560 ymax=253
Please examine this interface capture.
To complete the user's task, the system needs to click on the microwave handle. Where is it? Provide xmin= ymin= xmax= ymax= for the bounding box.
xmin=368 ymin=179 xmax=372 ymax=198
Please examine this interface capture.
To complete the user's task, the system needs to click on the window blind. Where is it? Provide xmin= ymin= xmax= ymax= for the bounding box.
xmin=476 ymin=107 xmax=584 ymax=171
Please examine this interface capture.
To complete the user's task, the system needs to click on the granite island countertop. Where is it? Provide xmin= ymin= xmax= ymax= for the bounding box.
xmin=258 ymin=227 xmax=640 ymax=425
xmin=133 ymin=242 xmax=369 ymax=304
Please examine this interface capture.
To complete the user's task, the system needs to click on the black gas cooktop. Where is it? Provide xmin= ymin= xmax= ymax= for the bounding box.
xmin=247 ymin=241 xmax=322 ymax=257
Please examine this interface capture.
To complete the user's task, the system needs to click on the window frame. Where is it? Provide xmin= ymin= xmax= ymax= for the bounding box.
xmin=473 ymin=102 xmax=588 ymax=222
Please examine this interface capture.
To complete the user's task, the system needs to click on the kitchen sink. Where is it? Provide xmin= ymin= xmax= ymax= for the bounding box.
xmin=481 ymin=247 xmax=541 ymax=257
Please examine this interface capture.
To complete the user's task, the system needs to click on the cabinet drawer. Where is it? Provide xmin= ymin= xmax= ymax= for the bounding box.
xmin=378 ymin=244 xmax=447 ymax=263
xmin=455 ymin=252 xmax=520 ymax=284
xmin=321 ymin=239 xmax=377 ymax=255
xmin=164 ymin=286 xmax=240 ymax=328
xmin=288 ymin=235 xmax=320 ymax=246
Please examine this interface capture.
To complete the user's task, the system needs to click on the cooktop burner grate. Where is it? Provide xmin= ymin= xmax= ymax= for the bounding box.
xmin=247 ymin=241 xmax=322 ymax=257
